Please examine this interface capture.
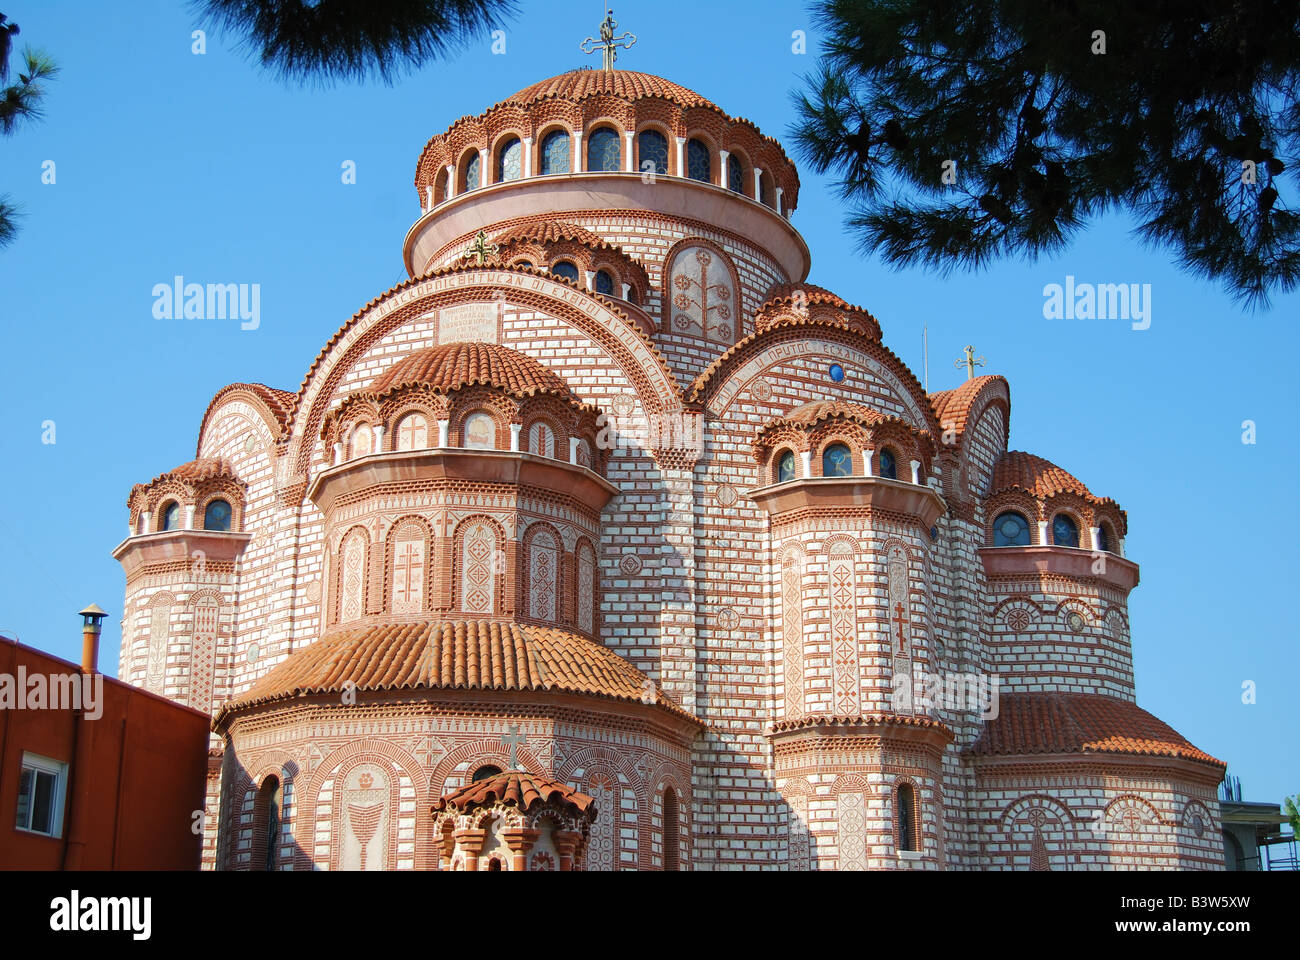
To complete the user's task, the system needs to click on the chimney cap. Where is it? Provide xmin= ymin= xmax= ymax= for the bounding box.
xmin=78 ymin=603 xmax=108 ymax=620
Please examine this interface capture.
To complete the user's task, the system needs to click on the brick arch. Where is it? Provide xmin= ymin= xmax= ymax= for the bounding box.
xmin=660 ymin=236 xmax=742 ymax=341
xmin=556 ymin=744 xmax=648 ymax=871
xmin=197 ymin=385 xmax=293 ymax=454
xmin=427 ymin=737 xmax=544 ymax=795
xmin=890 ymin=775 xmax=926 ymax=854
xmin=290 ymin=271 xmax=682 ymax=477
xmin=831 ymin=773 xmax=873 ymax=795
xmin=985 ymin=493 xmax=1041 ymax=542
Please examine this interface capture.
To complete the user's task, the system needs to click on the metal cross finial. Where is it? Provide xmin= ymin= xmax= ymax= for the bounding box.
xmin=501 ymin=725 xmax=526 ymax=770
xmin=462 ymin=230 xmax=498 ymax=265
xmin=581 ymin=8 xmax=636 ymax=72
xmin=955 ymin=344 xmax=986 ymax=380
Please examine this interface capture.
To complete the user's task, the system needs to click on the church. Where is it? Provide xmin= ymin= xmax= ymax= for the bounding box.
xmin=111 ymin=24 xmax=1227 ymax=870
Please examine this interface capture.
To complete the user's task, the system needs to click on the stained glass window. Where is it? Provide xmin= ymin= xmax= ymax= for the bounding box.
xmin=638 ymin=129 xmax=668 ymax=178
xmin=496 ymin=136 xmax=521 ymax=182
xmin=594 ymin=269 xmax=615 ymax=295
xmin=160 ymin=501 xmax=181 ymax=531
xmin=687 ymin=138 xmax=711 ymax=182
xmin=993 ymin=511 xmax=1031 ymax=546
xmin=728 ymin=153 xmax=744 ymax=193
xmin=879 ymin=448 xmax=898 ymax=480
xmin=822 ymin=443 xmax=852 ymax=478
xmin=551 ymin=261 xmax=580 ymax=284
xmin=587 ymin=127 xmax=621 ymax=172
xmin=540 ymin=129 xmax=571 ymax=175
xmin=778 ymin=450 xmax=796 ymax=483
xmin=1052 ymin=514 xmax=1080 ymax=548
xmin=462 ymin=153 xmax=480 ymax=192
xmin=203 ymin=499 xmax=232 ymax=532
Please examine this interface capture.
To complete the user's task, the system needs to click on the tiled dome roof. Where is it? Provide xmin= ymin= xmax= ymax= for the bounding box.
xmin=967 ymin=692 xmax=1223 ymax=767
xmin=214 ymin=619 xmax=697 ymax=726
xmin=493 ymin=220 xmax=608 ymax=248
xmin=780 ymin=399 xmax=890 ymax=427
xmin=367 ymin=342 xmax=571 ymax=399
xmin=991 ymin=450 xmax=1100 ymax=502
xmin=760 ymin=283 xmax=850 ymax=311
xmin=144 ymin=457 xmax=238 ymax=487
xmin=432 ymin=771 xmax=595 ymax=817
xmin=927 ymin=375 xmax=1008 ymax=449
xmin=503 ymin=69 xmax=713 ymax=110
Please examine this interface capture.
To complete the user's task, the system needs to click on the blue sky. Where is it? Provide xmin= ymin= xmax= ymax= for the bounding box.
xmin=0 ymin=1 xmax=1294 ymax=812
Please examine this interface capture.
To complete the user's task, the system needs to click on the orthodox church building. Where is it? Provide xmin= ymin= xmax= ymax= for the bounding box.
xmin=112 ymin=35 xmax=1226 ymax=870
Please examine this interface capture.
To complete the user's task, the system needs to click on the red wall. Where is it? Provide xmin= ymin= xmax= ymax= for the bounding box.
xmin=0 ymin=636 xmax=211 ymax=870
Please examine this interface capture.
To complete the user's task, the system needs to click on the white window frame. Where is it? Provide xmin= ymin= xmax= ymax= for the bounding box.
xmin=15 ymin=752 xmax=68 ymax=838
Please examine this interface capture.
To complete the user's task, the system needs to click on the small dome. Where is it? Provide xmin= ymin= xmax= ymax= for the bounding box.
xmin=432 ymin=770 xmax=596 ymax=817
xmin=991 ymin=451 xmax=1101 ymax=503
xmin=503 ymin=69 xmax=713 ymax=110
xmin=368 ymin=342 xmax=572 ymax=400
xmin=780 ymin=400 xmax=890 ymax=428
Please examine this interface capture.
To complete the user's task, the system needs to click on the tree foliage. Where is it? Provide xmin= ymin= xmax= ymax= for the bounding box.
xmin=792 ymin=0 xmax=1300 ymax=307
xmin=0 ymin=13 xmax=58 ymax=250
xmin=193 ymin=0 xmax=518 ymax=85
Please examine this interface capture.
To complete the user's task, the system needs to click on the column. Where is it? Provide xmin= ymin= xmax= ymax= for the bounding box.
xmin=477 ymin=147 xmax=488 ymax=188
xmin=569 ymin=437 xmax=580 ymax=465
xmin=776 ymin=185 xmax=785 ymax=215
xmin=372 ymin=424 xmax=385 ymax=452
xmin=753 ymin=167 xmax=763 ymax=198
xmin=184 ymin=504 xmax=196 ymax=530
xmin=552 ymin=830 xmax=581 ymax=872
xmin=719 ymin=148 xmax=729 ymax=185
xmin=333 ymin=442 xmax=343 ymax=466
xmin=444 ymin=163 xmax=455 ymax=199
xmin=1090 ymin=526 xmax=1102 ymax=551
xmin=522 ymin=136 xmax=533 ymax=177
xmin=437 ymin=419 xmax=450 ymax=448
xmin=910 ymin=459 xmax=921 ymax=484
xmin=621 ymin=282 xmax=632 ymax=300
xmin=510 ymin=423 xmax=522 ymax=451
xmin=623 ymin=131 xmax=635 ymax=172
xmin=574 ymin=130 xmax=584 ymax=172
xmin=501 ymin=827 xmax=540 ymax=871
xmin=423 ymin=184 xmax=433 ymax=210
xmin=1037 ymin=520 xmax=1050 ymax=545
xmin=799 ymin=451 xmax=812 ymax=478
xmin=139 ymin=511 xmax=151 ymax=535
xmin=452 ymin=828 xmax=487 ymax=871
xmin=675 ymin=137 xmax=686 ymax=177
xmin=862 ymin=448 xmax=874 ymax=477
xmin=584 ymin=270 xmax=596 ymax=291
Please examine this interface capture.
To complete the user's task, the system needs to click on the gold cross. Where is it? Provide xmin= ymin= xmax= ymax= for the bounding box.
xmin=955 ymin=344 xmax=986 ymax=380
xmin=462 ymin=231 xmax=498 ymax=265
xmin=581 ymin=8 xmax=636 ymax=72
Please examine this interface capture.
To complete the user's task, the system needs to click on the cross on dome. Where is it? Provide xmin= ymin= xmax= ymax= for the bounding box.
xmin=581 ymin=7 xmax=636 ymax=72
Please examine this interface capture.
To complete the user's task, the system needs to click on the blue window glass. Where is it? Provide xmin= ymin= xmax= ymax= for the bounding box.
xmin=993 ymin=511 xmax=1030 ymax=547
xmin=1096 ymin=524 xmax=1110 ymax=553
xmin=760 ymin=173 xmax=773 ymax=207
xmin=822 ymin=443 xmax=852 ymax=478
xmin=687 ymin=138 xmax=711 ymax=182
xmin=161 ymin=502 xmax=181 ymax=531
xmin=204 ymin=499 xmax=232 ymax=532
xmin=1052 ymin=514 xmax=1080 ymax=547
xmin=551 ymin=261 xmax=580 ymax=284
xmin=540 ymin=129 xmax=571 ymax=175
xmin=638 ymin=130 xmax=668 ymax=178
xmin=879 ymin=448 xmax=897 ymax=480
xmin=595 ymin=270 xmax=615 ymax=295
xmin=728 ymin=154 xmax=744 ymax=193
xmin=778 ymin=450 xmax=796 ymax=483
xmin=463 ymin=153 xmax=480 ymax=191
xmin=496 ymin=137 xmax=521 ymax=182
xmin=587 ymin=128 xmax=621 ymax=172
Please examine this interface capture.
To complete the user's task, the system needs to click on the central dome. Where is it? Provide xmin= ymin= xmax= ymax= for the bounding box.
xmin=368 ymin=341 xmax=572 ymax=399
xmin=501 ymin=69 xmax=715 ymax=110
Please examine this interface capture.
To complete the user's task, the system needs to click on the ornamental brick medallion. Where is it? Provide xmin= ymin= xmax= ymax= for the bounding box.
xmin=1005 ymin=608 xmax=1032 ymax=632
xmin=618 ymin=554 xmax=643 ymax=576
xmin=305 ymin=580 xmax=321 ymax=603
xmin=610 ymin=393 xmax=635 ymax=417
xmin=1066 ymin=610 xmax=1086 ymax=632
xmin=714 ymin=607 xmax=741 ymax=631
xmin=246 ymin=643 xmax=259 ymax=664
xmin=714 ymin=482 xmax=739 ymax=508
xmin=750 ymin=378 xmax=773 ymax=402
xmin=243 ymin=433 xmax=256 ymax=456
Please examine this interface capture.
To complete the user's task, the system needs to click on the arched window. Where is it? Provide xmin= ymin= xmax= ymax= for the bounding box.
xmin=727 ymin=153 xmax=744 ymax=193
xmin=471 ymin=765 xmax=502 ymax=783
xmin=993 ymin=511 xmax=1031 ymax=547
xmin=433 ymin=168 xmax=448 ymax=205
xmin=777 ymin=450 xmax=797 ymax=483
xmin=203 ymin=499 xmax=232 ymax=532
xmin=496 ymin=136 xmax=522 ymax=182
xmin=160 ymin=501 xmax=181 ymax=532
xmin=540 ymin=129 xmax=571 ymax=175
xmin=487 ymin=858 xmax=503 ymax=871
xmin=1096 ymin=523 xmax=1111 ymax=553
xmin=760 ymin=171 xmax=774 ymax=207
xmin=550 ymin=261 xmax=580 ymax=284
xmin=627 ymin=286 xmax=639 ymax=305
xmin=463 ymin=412 xmax=496 ymax=450
xmin=663 ymin=788 xmax=680 ymax=871
xmin=351 ymin=424 xmax=373 ymax=458
xmin=587 ymin=127 xmax=620 ymax=172
xmin=461 ymin=152 xmax=481 ymax=192
xmin=822 ymin=443 xmax=853 ymax=478
xmin=687 ymin=138 xmax=711 ymax=182
xmin=896 ymin=782 xmax=918 ymax=852
xmin=594 ymin=269 xmax=615 ymax=296
xmin=1052 ymin=513 xmax=1080 ymax=548
xmin=528 ymin=421 xmax=555 ymax=458
xmin=879 ymin=447 xmax=898 ymax=480
xmin=395 ymin=413 xmax=428 ymax=451
xmin=638 ymin=129 xmax=669 ymax=177
xmin=254 ymin=775 xmax=282 ymax=871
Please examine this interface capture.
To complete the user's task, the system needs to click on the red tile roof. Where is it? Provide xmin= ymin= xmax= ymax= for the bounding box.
xmin=504 ymin=70 xmax=713 ymax=110
xmin=214 ymin=619 xmax=698 ymax=726
xmin=928 ymin=375 xmax=1008 ymax=448
xmin=991 ymin=450 xmax=1115 ymax=505
xmin=967 ymin=692 xmax=1223 ymax=767
xmin=770 ymin=713 xmax=953 ymax=736
xmin=778 ymin=399 xmax=892 ymax=427
xmin=493 ymin=220 xmax=609 ymax=250
xmin=761 ymin=282 xmax=849 ymax=310
xmin=367 ymin=341 xmax=572 ymax=400
xmin=432 ymin=770 xmax=595 ymax=817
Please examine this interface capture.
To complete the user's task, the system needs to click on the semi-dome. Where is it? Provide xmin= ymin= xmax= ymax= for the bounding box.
xmin=368 ymin=341 xmax=573 ymax=400
xmin=991 ymin=450 xmax=1116 ymax=506
xmin=502 ymin=68 xmax=714 ymax=110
